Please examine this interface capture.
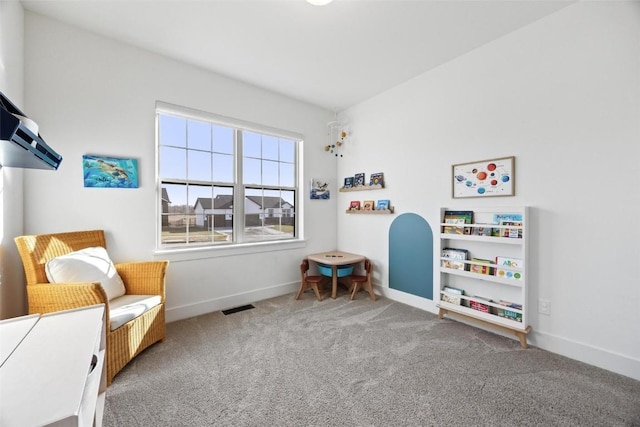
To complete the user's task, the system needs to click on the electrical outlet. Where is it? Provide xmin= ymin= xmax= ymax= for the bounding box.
xmin=538 ymin=299 xmax=551 ymax=315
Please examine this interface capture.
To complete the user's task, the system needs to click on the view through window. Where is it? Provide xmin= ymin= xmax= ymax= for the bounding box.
xmin=157 ymin=105 xmax=298 ymax=247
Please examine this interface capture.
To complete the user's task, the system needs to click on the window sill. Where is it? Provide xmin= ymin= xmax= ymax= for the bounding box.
xmin=153 ymin=239 xmax=308 ymax=262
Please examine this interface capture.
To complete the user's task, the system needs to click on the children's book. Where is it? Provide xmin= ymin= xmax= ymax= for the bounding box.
xmin=354 ymin=173 xmax=366 ymax=187
xmin=343 ymin=177 xmax=354 ymax=188
xmin=376 ymin=199 xmax=390 ymax=210
xmin=443 ymin=210 xmax=473 ymax=234
xmin=470 ymin=258 xmax=494 ymax=275
xmin=369 ymin=172 xmax=384 ymax=187
xmin=349 ymin=200 xmax=361 ymax=211
xmin=494 ymin=256 xmax=524 ymax=280
xmin=362 ymin=200 xmax=374 ymax=211
xmin=441 ymin=248 xmax=469 ymax=270
xmin=500 ymin=220 xmax=522 ymax=238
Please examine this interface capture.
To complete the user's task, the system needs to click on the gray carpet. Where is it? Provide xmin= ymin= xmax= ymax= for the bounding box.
xmin=104 ymin=293 xmax=640 ymax=426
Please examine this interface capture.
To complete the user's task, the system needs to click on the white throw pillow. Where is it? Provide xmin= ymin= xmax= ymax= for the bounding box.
xmin=45 ymin=246 xmax=126 ymax=301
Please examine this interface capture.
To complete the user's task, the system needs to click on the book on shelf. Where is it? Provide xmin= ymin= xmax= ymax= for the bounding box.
xmin=362 ymin=200 xmax=374 ymax=211
xmin=472 ymin=224 xmax=493 ymax=236
xmin=343 ymin=176 xmax=354 ymax=188
xmin=442 ymin=286 xmax=464 ymax=305
xmin=369 ymin=172 xmax=384 ymax=187
xmin=500 ymin=220 xmax=522 ymax=238
xmin=443 ymin=210 xmax=473 ymax=234
xmin=443 ymin=286 xmax=464 ymax=295
xmin=348 ymin=200 xmax=361 ymax=211
xmin=470 ymin=258 xmax=494 ymax=275
xmin=492 ymin=213 xmax=523 ymax=237
xmin=441 ymin=247 xmax=469 ymax=271
xmin=354 ymin=173 xmax=366 ymax=187
xmin=376 ymin=199 xmax=390 ymax=210
xmin=494 ymin=256 xmax=524 ymax=280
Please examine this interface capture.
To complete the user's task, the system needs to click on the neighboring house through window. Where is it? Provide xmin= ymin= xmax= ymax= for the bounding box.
xmin=156 ymin=102 xmax=299 ymax=248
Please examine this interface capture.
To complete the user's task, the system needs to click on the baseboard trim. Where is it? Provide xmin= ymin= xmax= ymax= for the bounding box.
xmin=376 ymin=285 xmax=640 ymax=382
xmin=166 ymin=282 xmax=298 ymax=323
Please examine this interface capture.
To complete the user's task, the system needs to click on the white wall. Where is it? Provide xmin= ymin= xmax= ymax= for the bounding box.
xmin=0 ymin=0 xmax=26 ymax=319
xmin=337 ymin=1 xmax=640 ymax=380
xmin=21 ymin=12 xmax=338 ymax=321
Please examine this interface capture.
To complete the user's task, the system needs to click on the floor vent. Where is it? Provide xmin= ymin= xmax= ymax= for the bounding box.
xmin=222 ymin=304 xmax=255 ymax=315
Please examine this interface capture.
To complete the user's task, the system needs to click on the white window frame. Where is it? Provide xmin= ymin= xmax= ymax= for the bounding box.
xmin=155 ymin=101 xmax=305 ymax=257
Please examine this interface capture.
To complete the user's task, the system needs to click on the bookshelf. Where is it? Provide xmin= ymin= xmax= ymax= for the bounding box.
xmin=437 ymin=206 xmax=531 ymax=347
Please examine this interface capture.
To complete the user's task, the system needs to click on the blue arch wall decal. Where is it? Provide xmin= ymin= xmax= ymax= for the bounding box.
xmin=388 ymin=213 xmax=434 ymax=299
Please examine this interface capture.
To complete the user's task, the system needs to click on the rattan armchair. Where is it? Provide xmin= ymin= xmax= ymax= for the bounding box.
xmin=14 ymin=229 xmax=168 ymax=385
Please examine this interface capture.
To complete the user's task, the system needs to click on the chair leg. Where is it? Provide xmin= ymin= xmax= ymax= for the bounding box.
xmin=363 ymin=279 xmax=376 ymax=301
xmin=311 ymin=284 xmax=323 ymax=301
xmin=350 ymin=282 xmax=361 ymax=300
xmin=295 ymin=281 xmax=307 ymax=300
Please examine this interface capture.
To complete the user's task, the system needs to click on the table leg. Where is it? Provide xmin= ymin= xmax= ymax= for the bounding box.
xmin=332 ymin=265 xmax=338 ymax=299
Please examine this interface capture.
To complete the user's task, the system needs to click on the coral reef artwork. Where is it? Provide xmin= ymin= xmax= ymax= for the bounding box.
xmin=83 ymin=155 xmax=139 ymax=188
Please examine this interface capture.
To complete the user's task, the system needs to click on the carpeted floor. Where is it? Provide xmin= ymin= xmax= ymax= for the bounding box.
xmin=104 ymin=293 xmax=640 ymax=426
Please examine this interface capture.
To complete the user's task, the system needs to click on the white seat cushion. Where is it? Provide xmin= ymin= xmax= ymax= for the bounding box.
xmin=45 ymin=246 xmax=126 ymax=301
xmin=109 ymin=294 xmax=162 ymax=331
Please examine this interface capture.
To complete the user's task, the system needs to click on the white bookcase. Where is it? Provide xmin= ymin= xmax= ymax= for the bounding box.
xmin=437 ymin=206 xmax=531 ymax=347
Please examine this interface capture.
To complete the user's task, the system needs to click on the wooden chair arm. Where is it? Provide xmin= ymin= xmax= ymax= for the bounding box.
xmin=26 ymin=282 xmax=109 ymax=315
xmin=115 ymin=261 xmax=168 ymax=300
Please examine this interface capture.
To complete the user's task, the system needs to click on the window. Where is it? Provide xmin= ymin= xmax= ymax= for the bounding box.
xmin=157 ymin=103 xmax=299 ymax=248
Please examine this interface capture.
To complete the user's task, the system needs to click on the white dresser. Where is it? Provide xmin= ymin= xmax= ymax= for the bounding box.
xmin=0 ymin=304 xmax=106 ymax=427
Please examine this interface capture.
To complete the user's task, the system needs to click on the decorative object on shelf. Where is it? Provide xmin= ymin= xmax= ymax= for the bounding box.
xmin=375 ymin=199 xmax=390 ymax=210
xmin=369 ymin=172 xmax=384 ymax=187
xmin=452 ymin=156 xmax=515 ymax=198
xmin=362 ymin=200 xmax=374 ymax=211
xmin=310 ymin=178 xmax=330 ymax=200
xmin=354 ymin=172 xmax=365 ymax=187
xmin=349 ymin=201 xmax=361 ymax=211
xmin=343 ymin=176 xmax=354 ymax=188
xmin=82 ymin=155 xmax=139 ymax=188
xmin=325 ymin=113 xmax=347 ymax=157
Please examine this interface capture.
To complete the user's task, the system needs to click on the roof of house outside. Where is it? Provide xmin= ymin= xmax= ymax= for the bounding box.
xmin=194 ymin=195 xmax=293 ymax=210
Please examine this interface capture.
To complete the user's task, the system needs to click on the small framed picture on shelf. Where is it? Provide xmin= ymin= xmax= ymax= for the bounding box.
xmin=349 ymin=200 xmax=361 ymax=211
xmin=376 ymin=199 xmax=390 ymax=210
xmin=369 ymin=172 xmax=384 ymax=187
xmin=362 ymin=200 xmax=374 ymax=211
xmin=354 ymin=173 xmax=366 ymax=187
xmin=343 ymin=176 xmax=354 ymax=188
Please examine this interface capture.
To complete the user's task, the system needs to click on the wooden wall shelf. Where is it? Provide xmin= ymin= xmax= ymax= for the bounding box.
xmin=345 ymin=208 xmax=394 ymax=214
xmin=339 ymin=184 xmax=384 ymax=192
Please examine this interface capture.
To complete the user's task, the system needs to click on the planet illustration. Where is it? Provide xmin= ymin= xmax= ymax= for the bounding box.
xmin=477 ymin=171 xmax=487 ymax=180
xmin=487 ymin=163 xmax=497 ymax=171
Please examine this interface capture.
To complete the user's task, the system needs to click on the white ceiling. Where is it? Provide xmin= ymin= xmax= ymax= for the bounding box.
xmin=20 ymin=0 xmax=573 ymax=111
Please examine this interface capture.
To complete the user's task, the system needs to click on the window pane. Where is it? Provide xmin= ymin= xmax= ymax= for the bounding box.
xmin=262 ymin=135 xmax=278 ymax=160
xmin=212 ymin=187 xmax=233 ymax=243
xmin=188 ymin=150 xmax=212 ymax=182
xmin=262 ymin=160 xmax=279 ymax=186
xmin=160 ymin=146 xmax=186 ymax=179
xmin=187 ymin=120 xmax=211 ymax=151
xmin=159 ymin=115 xmax=186 ymax=148
xmin=243 ymin=131 xmax=261 ymax=158
xmin=279 ymin=138 xmax=295 ymax=163
xmin=243 ymin=188 xmax=294 ymax=242
xmin=213 ymin=153 xmax=233 ymax=183
xmin=280 ymin=162 xmax=295 ymax=187
xmin=213 ymin=125 xmax=233 ymax=154
xmin=243 ymin=157 xmax=261 ymax=185
xmin=161 ymin=183 xmax=189 ymax=245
